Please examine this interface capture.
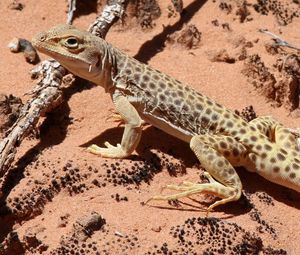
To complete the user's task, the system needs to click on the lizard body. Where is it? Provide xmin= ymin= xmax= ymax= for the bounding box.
xmin=32 ymin=25 xmax=300 ymax=211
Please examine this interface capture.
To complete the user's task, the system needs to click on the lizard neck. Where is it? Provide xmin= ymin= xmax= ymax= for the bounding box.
xmin=94 ymin=41 xmax=133 ymax=94
xmin=93 ymin=41 xmax=117 ymax=93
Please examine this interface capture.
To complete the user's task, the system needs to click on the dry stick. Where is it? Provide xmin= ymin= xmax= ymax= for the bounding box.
xmin=0 ymin=0 xmax=127 ymax=198
xmin=88 ymin=0 xmax=126 ymax=38
xmin=259 ymin=29 xmax=300 ymax=147
xmin=0 ymin=61 xmax=65 ymax=197
xmin=259 ymin=29 xmax=300 ymax=51
xmin=67 ymin=0 xmax=77 ymax=25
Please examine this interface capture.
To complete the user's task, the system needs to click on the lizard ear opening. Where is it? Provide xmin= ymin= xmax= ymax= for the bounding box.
xmin=88 ymin=53 xmax=101 ymax=73
xmin=95 ymin=55 xmax=101 ymax=68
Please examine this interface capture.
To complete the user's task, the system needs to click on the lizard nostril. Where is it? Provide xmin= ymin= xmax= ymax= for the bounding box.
xmin=32 ymin=32 xmax=47 ymax=47
xmin=38 ymin=33 xmax=47 ymax=42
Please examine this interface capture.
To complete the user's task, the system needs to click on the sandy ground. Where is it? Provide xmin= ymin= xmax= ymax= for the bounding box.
xmin=0 ymin=0 xmax=300 ymax=254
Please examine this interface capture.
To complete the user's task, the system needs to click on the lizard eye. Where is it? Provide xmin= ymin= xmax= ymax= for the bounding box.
xmin=65 ymin=37 xmax=78 ymax=48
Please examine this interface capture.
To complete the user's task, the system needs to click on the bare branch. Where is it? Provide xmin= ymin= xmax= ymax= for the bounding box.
xmin=67 ymin=0 xmax=77 ymax=25
xmin=88 ymin=0 xmax=126 ymax=38
xmin=0 ymin=60 xmax=65 ymax=196
xmin=0 ymin=0 xmax=127 ymax=198
xmin=259 ymin=29 xmax=300 ymax=51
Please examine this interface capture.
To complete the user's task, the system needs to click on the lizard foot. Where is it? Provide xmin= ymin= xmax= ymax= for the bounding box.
xmin=87 ymin=142 xmax=129 ymax=158
xmin=145 ymin=172 xmax=240 ymax=215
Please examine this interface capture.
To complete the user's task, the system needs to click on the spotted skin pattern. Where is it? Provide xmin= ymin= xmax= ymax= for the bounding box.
xmin=32 ymin=25 xmax=300 ymax=212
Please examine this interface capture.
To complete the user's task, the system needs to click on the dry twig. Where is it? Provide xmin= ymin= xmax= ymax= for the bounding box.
xmin=259 ymin=29 xmax=300 ymax=51
xmin=67 ymin=0 xmax=77 ymax=24
xmin=0 ymin=61 xmax=65 ymax=195
xmin=0 ymin=0 xmax=127 ymax=198
xmin=88 ymin=0 xmax=126 ymax=38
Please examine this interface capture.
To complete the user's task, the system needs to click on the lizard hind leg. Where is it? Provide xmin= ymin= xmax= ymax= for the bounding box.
xmin=147 ymin=134 xmax=245 ymax=213
xmin=249 ymin=116 xmax=300 ymax=151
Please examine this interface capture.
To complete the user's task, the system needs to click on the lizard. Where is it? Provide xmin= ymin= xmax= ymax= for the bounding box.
xmin=32 ymin=24 xmax=300 ymax=212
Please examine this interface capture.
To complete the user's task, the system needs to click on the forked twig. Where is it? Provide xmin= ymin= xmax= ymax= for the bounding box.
xmin=259 ymin=29 xmax=300 ymax=51
xmin=0 ymin=0 xmax=127 ymax=197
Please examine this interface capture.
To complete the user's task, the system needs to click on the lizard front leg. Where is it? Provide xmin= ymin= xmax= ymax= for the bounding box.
xmin=87 ymin=95 xmax=143 ymax=158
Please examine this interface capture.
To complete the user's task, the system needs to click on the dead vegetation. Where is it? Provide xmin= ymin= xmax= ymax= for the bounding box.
xmin=1 ymin=0 xmax=300 ymax=254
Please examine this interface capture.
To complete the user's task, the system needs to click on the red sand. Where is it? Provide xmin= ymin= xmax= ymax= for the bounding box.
xmin=0 ymin=0 xmax=300 ymax=254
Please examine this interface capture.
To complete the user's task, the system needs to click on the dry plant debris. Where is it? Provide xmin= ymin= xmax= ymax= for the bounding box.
xmin=216 ymin=0 xmax=300 ymax=25
xmin=235 ymin=105 xmax=257 ymax=122
xmin=7 ymin=38 xmax=39 ymax=64
xmin=1 ymin=0 xmax=300 ymax=254
xmin=242 ymin=52 xmax=300 ymax=112
xmin=7 ymin=0 xmax=24 ymax=10
xmin=260 ymin=29 xmax=300 ymax=51
xmin=0 ymin=60 xmax=65 ymax=197
xmin=0 ymin=94 xmax=23 ymax=139
xmin=0 ymin=0 xmax=128 ymax=196
xmin=166 ymin=24 xmax=201 ymax=49
xmin=253 ymin=0 xmax=300 ymax=25
xmin=125 ymin=0 xmax=161 ymax=29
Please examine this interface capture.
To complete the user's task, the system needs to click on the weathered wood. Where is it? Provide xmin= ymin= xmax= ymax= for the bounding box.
xmin=0 ymin=0 xmax=127 ymax=197
xmin=67 ymin=0 xmax=77 ymax=24
xmin=259 ymin=29 xmax=300 ymax=51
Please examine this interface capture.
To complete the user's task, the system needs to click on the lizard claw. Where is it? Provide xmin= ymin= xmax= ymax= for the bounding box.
xmin=87 ymin=143 xmax=128 ymax=158
xmin=104 ymin=141 xmax=121 ymax=149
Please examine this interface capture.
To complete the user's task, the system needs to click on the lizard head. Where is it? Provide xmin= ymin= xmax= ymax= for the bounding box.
xmin=32 ymin=24 xmax=104 ymax=84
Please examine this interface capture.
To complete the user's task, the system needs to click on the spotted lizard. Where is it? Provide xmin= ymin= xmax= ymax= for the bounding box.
xmin=32 ymin=24 xmax=300 ymax=212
